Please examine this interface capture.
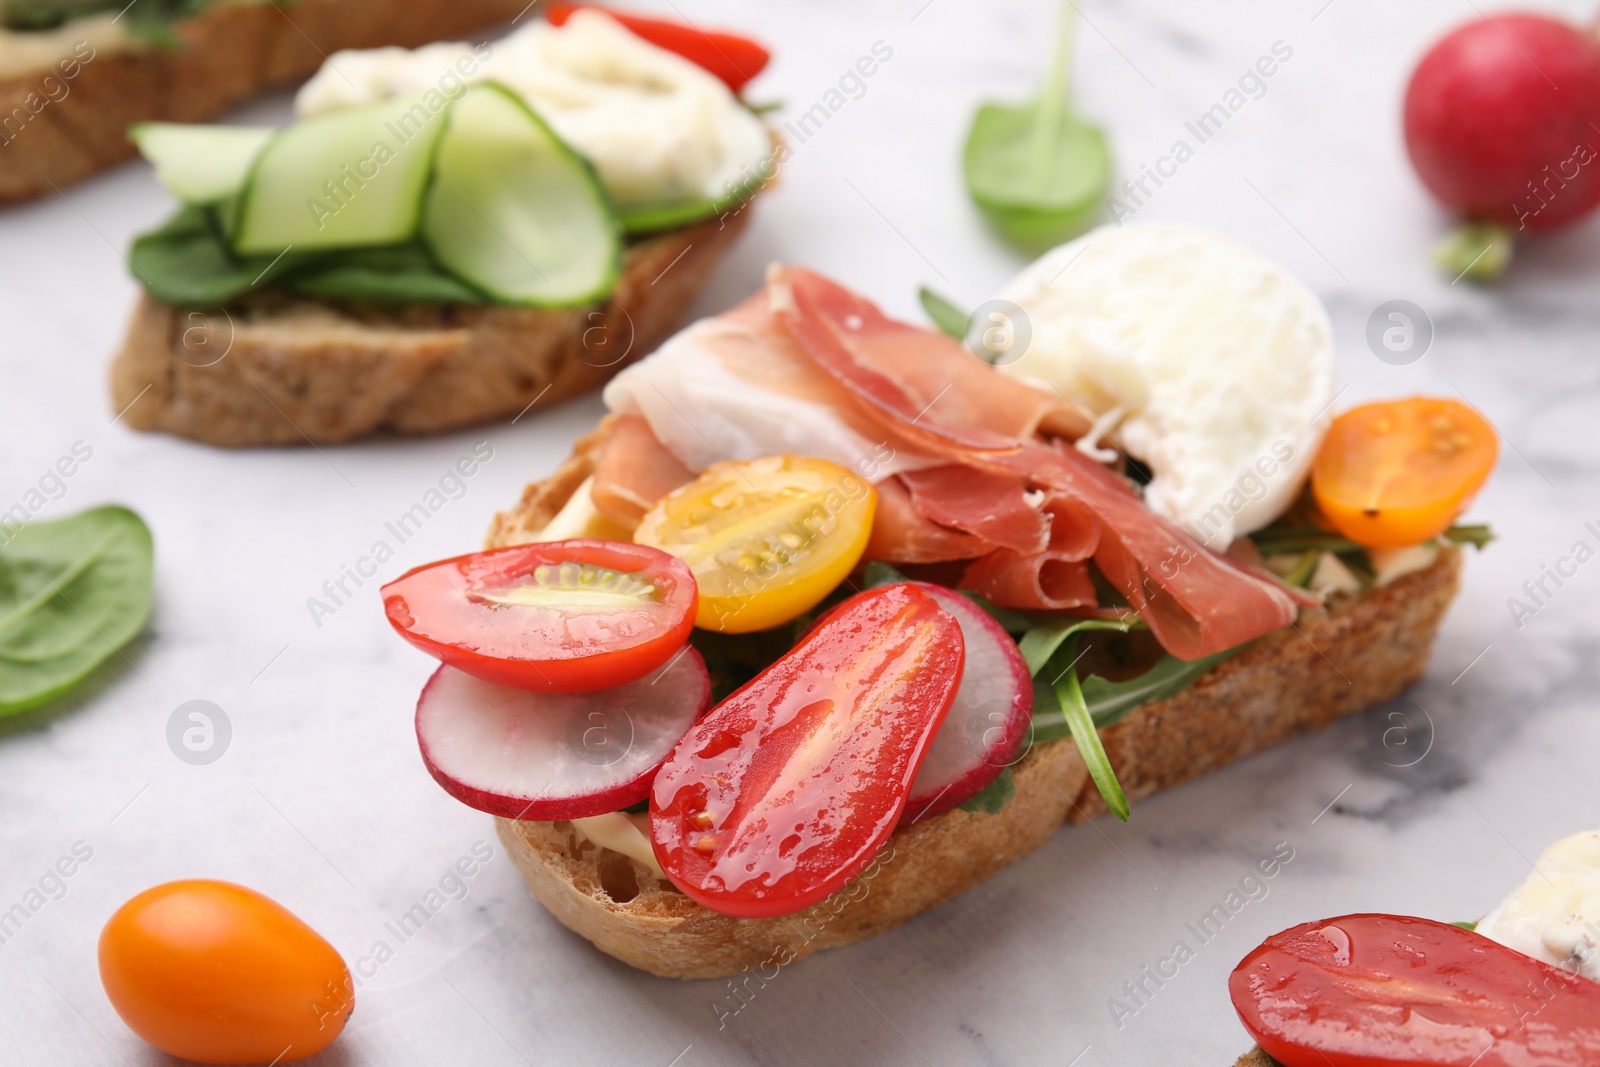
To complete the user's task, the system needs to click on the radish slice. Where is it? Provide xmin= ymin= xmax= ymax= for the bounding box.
xmin=416 ymin=647 xmax=710 ymax=821
xmin=902 ymin=584 xmax=1033 ymax=823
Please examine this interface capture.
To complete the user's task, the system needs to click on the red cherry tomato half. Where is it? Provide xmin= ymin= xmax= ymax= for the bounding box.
xmin=650 ymin=583 xmax=963 ymax=918
xmin=381 ymin=540 xmax=697 ymax=693
xmin=1230 ymin=913 xmax=1600 ymax=1067
xmin=545 ymin=3 xmax=771 ymax=93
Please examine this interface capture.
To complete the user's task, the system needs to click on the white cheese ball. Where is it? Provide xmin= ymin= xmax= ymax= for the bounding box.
xmin=998 ymin=223 xmax=1335 ymax=546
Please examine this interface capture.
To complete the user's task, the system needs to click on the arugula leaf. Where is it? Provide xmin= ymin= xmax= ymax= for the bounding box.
xmin=1053 ymin=641 xmax=1129 ymax=820
xmin=1280 ymin=549 xmax=1321 ymax=589
xmin=1249 ymin=523 xmax=1494 ymax=556
xmin=959 ymin=767 xmax=1015 ymax=815
xmin=861 ymin=560 xmax=909 ymax=589
xmin=0 ymin=506 xmax=153 ymax=716
xmin=1018 ymin=616 xmax=1133 ymax=677
xmin=956 ymin=591 xmax=1034 ymax=636
xmin=1030 ymin=644 xmax=1243 ymax=744
xmin=962 ymin=0 xmax=1110 ymax=250
xmin=1451 ymin=920 xmax=1478 ymax=931
xmin=918 ymin=287 xmax=969 ymax=340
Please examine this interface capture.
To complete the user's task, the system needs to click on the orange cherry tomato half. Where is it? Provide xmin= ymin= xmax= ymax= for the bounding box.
xmin=545 ymin=3 xmax=771 ymax=93
xmin=381 ymin=539 xmax=697 ymax=693
xmin=1230 ymin=913 xmax=1600 ymax=1067
xmin=650 ymin=583 xmax=963 ymax=918
xmin=1311 ymin=397 xmax=1497 ymax=548
xmin=99 ymin=880 xmax=352 ymax=1065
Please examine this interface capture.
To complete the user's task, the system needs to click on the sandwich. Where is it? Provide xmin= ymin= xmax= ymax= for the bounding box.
xmin=0 ymin=0 xmax=536 ymax=203
xmin=107 ymin=5 xmax=776 ymax=445
xmin=376 ymin=225 xmax=1499 ymax=980
xmin=1229 ymin=828 xmax=1600 ymax=1066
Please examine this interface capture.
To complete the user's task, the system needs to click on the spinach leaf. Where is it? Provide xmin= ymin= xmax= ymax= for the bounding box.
xmin=959 ymin=766 xmax=1015 ymax=815
xmin=0 ymin=506 xmax=153 ymax=716
xmin=962 ymin=0 xmax=1110 ymax=250
xmin=129 ymin=206 xmax=488 ymax=307
xmin=918 ymin=287 xmax=970 ymax=340
xmin=287 ymin=246 xmax=489 ymax=305
xmin=129 ymin=205 xmax=298 ymax=305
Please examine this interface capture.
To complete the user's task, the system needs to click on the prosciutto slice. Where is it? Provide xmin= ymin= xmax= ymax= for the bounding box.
xmin=774 ymin=266 xmax=1301 ymax=661
xmin=900 ymin=465 xmax=1050 ymax=555
xmin=772 ymin=266 xmax=1088 ymax=453
xmin=590 ymin=414 xmax=692 ymax=525
xmin=865 ymin=476 xmax=992 ymax=564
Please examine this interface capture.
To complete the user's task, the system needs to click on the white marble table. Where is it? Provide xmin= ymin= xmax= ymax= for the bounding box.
xmin=3 ymin=1 xmax=1598 ymax=1064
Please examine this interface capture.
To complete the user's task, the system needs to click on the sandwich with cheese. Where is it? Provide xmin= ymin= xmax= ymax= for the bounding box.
xmin=108 ymin=6 xmax=775 ymax=445
xmin=1230 ymin=828 xmax=1600 ymax=1066
xmin=376 ymin=226 xmax=1499 ymax=978
xmin=0 ymin=0 xmax=537 ymax=203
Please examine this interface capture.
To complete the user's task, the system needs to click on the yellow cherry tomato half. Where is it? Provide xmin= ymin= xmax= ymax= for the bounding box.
xmin=634 ymin=455 xmax=877 ymax=633
xmin=99 ymin=880 xmax=352 ymax=1065
xmin=1311 ymin=397 xmax=1497 ymax=549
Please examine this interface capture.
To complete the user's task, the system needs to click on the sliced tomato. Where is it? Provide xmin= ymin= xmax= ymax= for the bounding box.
xmin=545 ymin=3 xmax=771 ymax=93
xmin=633 ymin=455 xmax=877 ymax=634
xmin=650 ymin=583 xmax=963 ymax=918
xmin=1312 ymin=398 xmax=1497 ymax=548
xmin=380 ymin=540 xmax=696 ymax=693
xmin=1231 ymin=913 xmax=1600 ymax=1067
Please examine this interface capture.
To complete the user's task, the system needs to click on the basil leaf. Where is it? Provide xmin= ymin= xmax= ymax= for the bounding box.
xmin=918 ymin=287 xmax=969 ymax=340
xmin=962 ymin=0 xmax=1110 ymax=249
xmin=959 ymin=766 xmax=1015 ymax=815
xmin=0 ymin=506 xmax=153 ymax=716
xmin=1053 ymin=639 xmax=1128 ymax=820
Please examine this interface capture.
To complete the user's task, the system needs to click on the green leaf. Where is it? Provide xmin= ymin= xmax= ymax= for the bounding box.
xmin=1443 ymin=524 xmax=1494 ymax=550
xmin=0 ymin=506 xmax=153 ymax=716
xmin=861 ymin=560 xmax=910 ymax=589
xmin=286 ymin=245 xmax=489 ymax=304
xmin=956 ymin=592 xmax=1033 ymax=636
xmin=962 ymin=0 xmax=1110 ymax=250
xmin=1250 ymin=523 xmax=1495 ymax=556
xmin=959 ymin=767 xmax=1015 ymax=815
xmin=1280 ymin=549 xmax=1321 ymax=589
xmin=129 ymin=205 xmax=299 ymax=305
xmin=1452 ymin=920 xmax=1478 ymax=931
xmin=918 ymin=287 xmax=969 ymax=340
xmin=1030 ymin=643 xmax=1243 ymax=743
xmin=1018 ymin=616 xmax=1133 ymax=678
xmin=1432 ymin=222 xmax=1514 ymax=284
xmin=615 ymin=168 xmax=769 ymax=236
xmin=1053 ymin=640 xmax=1128 ymax=820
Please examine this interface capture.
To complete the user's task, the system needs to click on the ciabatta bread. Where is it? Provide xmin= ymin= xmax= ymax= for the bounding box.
xmin=108 ymin=206 xmax=753 ymax=446
xmin=485 ymin=423 xmax=1463 ymax=979
xmin=0 ymin=0 xmax=532 ymax=204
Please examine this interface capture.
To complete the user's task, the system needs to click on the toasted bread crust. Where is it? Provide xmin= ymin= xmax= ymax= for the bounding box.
xmin=108 ymin=207 xmax=753 ymax=445
xmin=0 ymin=0 xmax=534 ymax=205
xmin=486 ymin=434 xmax=1464 ymax=979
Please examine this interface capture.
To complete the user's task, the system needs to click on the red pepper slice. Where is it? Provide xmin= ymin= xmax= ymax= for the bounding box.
xmin=546 ymin=3 xmax=771 ymax=92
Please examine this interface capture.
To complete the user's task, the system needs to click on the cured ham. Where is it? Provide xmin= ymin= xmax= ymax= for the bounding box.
xmin=772 ymin=266 xmax=1090 ymax=453
xmin=900 ymin=465 xmax=1050 ymax=555
xmin=865 ymin=476 xmax=991 ymax=564
xmin=774 ymin=267 xmax=1302 ymax=661
xmin=589 ymin=414 xmax=692 ymax=525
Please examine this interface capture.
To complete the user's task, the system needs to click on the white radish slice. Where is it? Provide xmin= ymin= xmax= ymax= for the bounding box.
xmin=416 ymin=647 xmax=709 ymax=821
xmin=902 ymin=584 xmax=1033 ymax=824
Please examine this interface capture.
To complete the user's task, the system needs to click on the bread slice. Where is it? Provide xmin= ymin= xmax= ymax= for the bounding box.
xmin=108 ymin=206 xmax=753 ymax=445
xmin=0 ymin=0 xmax=534 ymax=205
xmin=485 ymin=428 xmax=1464 ymax=979
xmin=1234 ymin=1050 xmax=1276 ymax=1066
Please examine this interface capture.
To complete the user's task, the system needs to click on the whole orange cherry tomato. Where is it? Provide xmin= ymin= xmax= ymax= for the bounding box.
xmin=99 ymin=880 xmax=352 ymax=1065
xmin=1311 ymin=397 xmax=1497 ymax=548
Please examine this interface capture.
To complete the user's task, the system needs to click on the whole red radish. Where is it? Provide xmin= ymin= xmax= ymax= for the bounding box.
xmin=1404 ymin=11 xmax=1600 ymax=278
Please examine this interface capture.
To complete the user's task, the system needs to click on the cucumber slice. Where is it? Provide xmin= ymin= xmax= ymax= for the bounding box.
xmin=231 ymin=93 xmax=451 ymax=255
xmin=130 ymin=123 xmax=272 ymax=204
xmin=420 ymin=84 xmax=620 ymax=308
